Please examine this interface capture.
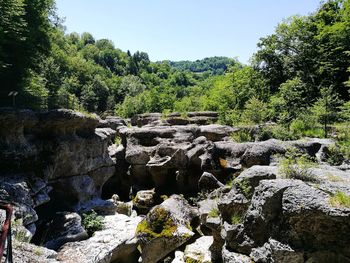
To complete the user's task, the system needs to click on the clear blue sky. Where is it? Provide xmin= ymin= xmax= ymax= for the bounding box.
xmin=56 ymin=0 xmax=321 ymax=63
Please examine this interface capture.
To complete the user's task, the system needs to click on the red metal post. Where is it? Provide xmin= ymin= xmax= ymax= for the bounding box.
xmin=0 ymin=204 xmax=13 ymax=261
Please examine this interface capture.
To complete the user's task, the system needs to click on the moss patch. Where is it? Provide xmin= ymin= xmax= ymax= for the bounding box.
xmin=185 ymin=257 xmax=203 ymax=263
xmin=136 ymin=207 xmax=177 ymax=240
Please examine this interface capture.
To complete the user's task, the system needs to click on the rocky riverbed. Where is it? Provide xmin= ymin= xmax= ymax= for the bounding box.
xmin=0 ymin=108 xmax=349 ymax=263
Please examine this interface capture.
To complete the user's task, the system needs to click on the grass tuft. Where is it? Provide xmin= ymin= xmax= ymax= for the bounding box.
xmin=329 ymin=191 xmax=350 ymax=208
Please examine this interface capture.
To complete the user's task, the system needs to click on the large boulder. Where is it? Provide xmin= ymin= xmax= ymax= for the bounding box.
xmin=222 ymin=247 xmax=252 ymax=263
xmin=199 ymin=124 xmax=236 ymax=142
xmin=136 ymin=195 xmax=198 ymax=263
xmin=218 ymin=188 xmax=250 ymax=223
xmin=133 ymin=189 xmax=156 ymax=214
xmin=198 ymin=172 xmax=224 ymax=192
xmin=241 ymin=140 xmax=285 ymax=167
xmin=224 ymin=179 xmax=350 ymax=260
xmin=131 ymin=113 xmax=162 ymax=127
xmin=57 ymin=214 xmax=142 ymax=263
xmin=250 ymin=239 xmax=304 ymax=263
xmin=187 ymin=111 xmax=219 ymax=125
xmin=234 ymin=165 xmax=278 ymax=196
xmin=0 ymin=108 xmax=38 ymax=171
xmin=33 ymin=109 xmax=100 ymax=137
xmin=0 ymin=174 xmax=51 ymax=230
xmin=42 ymin=212 xmax=88 ymax=250
xmin=98 ymin=116 xmax=126 ymax=131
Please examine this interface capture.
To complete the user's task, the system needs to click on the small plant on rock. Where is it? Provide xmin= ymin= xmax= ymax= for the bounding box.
xmin=231 ymin=213 xmax=243 ymax=225
xmin=329 ymin=191 xmax=350 ymax=208
xmin=279 ymin=148 xmax=318 ymax=182
xmin=161 ymin=109 xmax=171 ymax=119
xmin=114 ymin=135 xmax=121 ymax=145
xmin=82 ymin=210 xmax=104 ymax=237
xmin=208 ymin=208 xmax=219 ymax=218
xmin=234 ymin=179 xmax=252 ymax=197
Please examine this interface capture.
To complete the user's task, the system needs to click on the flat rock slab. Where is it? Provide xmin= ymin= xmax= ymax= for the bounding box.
xmin=13 ymin=241 xmax=59 ymax=263
xmin=57 ymin=214 xmax=142 ymax=263
xmin=184 ymin=236 xmax=214 ymax=263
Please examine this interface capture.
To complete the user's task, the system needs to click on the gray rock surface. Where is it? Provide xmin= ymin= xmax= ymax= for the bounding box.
xmin=222 ymin=179 xmax=350 ymax=261
xmin=235 ymin=165 xmax=278 ymax=190
xmin=250 ymin=239 xmax=304 ymax=263
xmin=184 ymin=236 xmax=213 ymax=263
xmin=57 ymin=214 xmax=142 ymax=263
xmin=13 ymin=241 xmax=59 ymax=263
xmin=222 ymin=247 xmax=252 ymax=263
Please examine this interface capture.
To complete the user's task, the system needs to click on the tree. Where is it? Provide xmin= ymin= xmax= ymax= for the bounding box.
xmin=119 ymin=75 xmax=146 ymax=98
xmin=339 ymin=100 xmax=350 ymax=122
xmin=311 ymin=86 xmax=340 ymax=137
xmin=91 ymin=76 xmax=109 ymax=112
xmin=81 ymin=85 xmax=98 ymax=112
xmin=242 ymin=97 xmax=269 ymax=124
xmin=272 ymin=78 xmax=308 ymax=124
xmin=81 ymin=32 xmax=95 ymax=46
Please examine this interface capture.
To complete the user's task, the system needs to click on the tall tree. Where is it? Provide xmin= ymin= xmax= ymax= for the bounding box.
xmin=0 ymin=0 xmax=55 ymax=107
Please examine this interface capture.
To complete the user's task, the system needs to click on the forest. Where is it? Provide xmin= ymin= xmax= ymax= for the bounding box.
xmin=0 ymin=0 xmax=350 ymax=149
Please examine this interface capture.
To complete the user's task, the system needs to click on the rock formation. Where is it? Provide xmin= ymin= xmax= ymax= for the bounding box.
xmin=1 ymin=108 xmax=349 ymax=263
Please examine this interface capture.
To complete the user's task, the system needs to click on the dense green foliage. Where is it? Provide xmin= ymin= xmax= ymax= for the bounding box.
xmin=0 ymin=0 xmax=55 ymax=106
xmin=0 ymin=0 xmax=349 ymax=141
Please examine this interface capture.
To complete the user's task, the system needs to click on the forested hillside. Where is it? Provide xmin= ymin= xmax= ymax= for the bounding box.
xmin=0 ymin=0 xmax=349 ymax=133
xmin=169 ymin=57 xmax=236 ymax=75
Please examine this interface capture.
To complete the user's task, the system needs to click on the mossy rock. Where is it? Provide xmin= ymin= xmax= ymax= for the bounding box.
xmin=136 ymin=206 xmax=177 ymax=240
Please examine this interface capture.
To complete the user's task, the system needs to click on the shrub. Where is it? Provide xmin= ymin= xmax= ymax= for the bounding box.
xmin=336 ymin=125 xmax=350 ymax=160
xmin=329 ymin=191 xmax=350 ymax=208
xmin=82 ymin=210 xmax=104 ymax=236
xmin=255 ymin=126 xmax=273 ymax=141
xmin=161 ymin=109 xmax=171 ymax=119
xmin=219 ymin=109 xmax=242 ymax=126
xmin=289 ymin=114 xmax=321 ymax=138
xmin=230 ymin=129 xmax=254 ymax=142
xmin=241 ymin=97 xmax=269 ymax=124
xmin=325 ymin=145 xmax=344 ymax=166
xmin=271 ymin=125 xmax=295 ymax=141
